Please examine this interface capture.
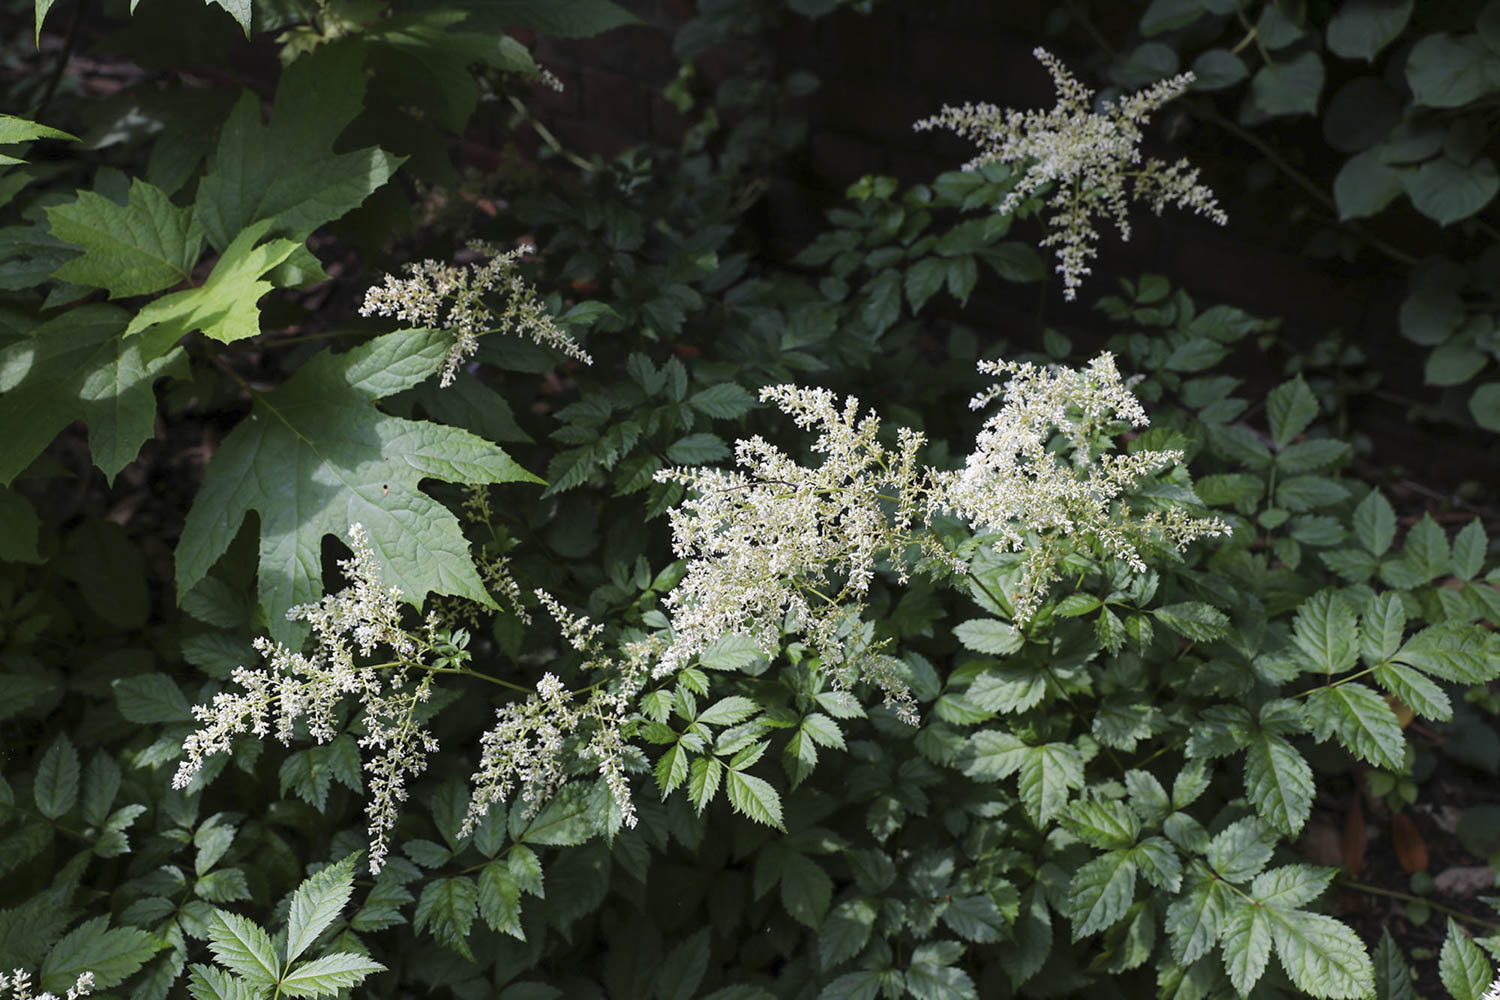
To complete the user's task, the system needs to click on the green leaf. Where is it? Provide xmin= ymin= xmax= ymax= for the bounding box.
xmin=1292 ymin=590 xmax=1360 ymax=673
xmin=286 ymin=853 xmax=359 ymax=964
xmin=46 ymin=179 xmax=202 ymax=297
xmin=206 ymin=909 xmax=279 ymax=987
xmin=1406 ymin=33 xmax=1500 ymax=108
xmin=0 ymin=113 xmax=77 ymax=150
xmin=1304 ymin=683 xmax=1405 ymax=770
xmin=1353 ymin=490 xmax=1397 ymax=556
xmin=41 ymin=916 xmax=163 ymax=993
xmin=1334 ymin=149 xmax=1406 ymax=220
xmin=0 ymin=305 xmax=184 ymax=486
xmin=1133 ymin=836 xmax=1182 ymax=892
xmin=1395 ymin=622 xmax=1500 ymax=683
xmin=1207 ymin=818 xmax=1275 ymax=883
xmin=80 ymin=752 xmax=120 ymax=828
xmin=277 ymin=953 xmax=385 ymax=999
xmin=1222 ymin=901 xmax=1272 ymax=994
xmin=195 ymin=869 xmax=252 ymax=903
xmin=1266 ymin=375 xmax=1319 ymax=449
xmin=1152 ymin=602 xmax=1230 ymax=642
xmin=414 ymin=877 xmax=477 ymax=960
xmin=1166 ymin=876 xmax=1230 ymax=965
xmin=1438 ymin=918 xmax=1493 ymax=1000
xmin=725 ymin=769 xmax=784 ymax=829
xmin=1452 ymin=519 xmax=1488 ymax=580
xmin=1267 ymin=908 xmax=1374 ymax=999
xmin=1067 ymin=850 xmax=1137 ymax=939
xmin=655 ymin=928 xmax=711 ymax=1000
xmin=194 ymin=44 xmax=403 ymax=253
xmin=820 ymin=899 xmax=877 ymax=966
xmin=665 ymin=432 xmax=728 ymax=464
xmin=1405 ymin=156 xmax=1500 ymax=226
xmin=465 ymin=0 xmax=641 ymax=37
xmin=1063 ymin=799 xmax=1141 ymax=850
xmin=175 ymin=329 xmax=539 ymax=644
xmin=1015 ymin=743 xmax=1085 ymax=825
xmin=1326 ymin=0 xmax=1414 ymax=61
xmin=689 ymin=382 xmax=755 ymax=419
xmin=112 ymin=673 xmax=192 ymax=724
xmin=1244 ymin=731 xmax=1313 ymax=836
xmin=477 ymin=861 xmax=524 ymax=939
xmin=124 ymin=219 xmax=298 ymax=344
xmin=1361 ymin=592 xmax=1406 ymax=666
xmin=1469 ymin=382 xmax=1500 ymax=432
xmin=518 ymin=782 xmax=596 ymax=846
xmin=1191 ymin=48 xmax=1248 ymax=89
xmin=698 ymin=696 xmax=758 ymax=727
xmin=187 ymin=963 xmax=260 ymax=1000
xmin=699 ymin=633 xmax=764 ymax=671
xmin=904 ymin=256 xmax=946 ymax=313
xmin=688 ymin=756 xmax=721 ymax=812
xmin=34 ymin=733 xmax=79 ymax=820
xmin=1372 ymin=928 xmax=1416 ymax=1000
xmin=780 ymin=851 xmax=833 ymax=928
xmin=1250 ymin=51 xmax=1324 ymax=117
xmin=1250 ymin=865 xmax=1336 ymax=908
xmin=952 ymin=618 xmax=1022 ymax=655
xmin=1374 ymin=662 xmax=1451 ymax=721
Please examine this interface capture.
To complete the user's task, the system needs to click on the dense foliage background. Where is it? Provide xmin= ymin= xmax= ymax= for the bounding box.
xmin=3 ymin=1 xmax=1500 ymax=999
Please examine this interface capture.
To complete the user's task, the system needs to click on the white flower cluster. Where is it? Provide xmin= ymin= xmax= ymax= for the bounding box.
xmin=0 ymin=970 xmax=93 ymax=1000
xmin=172 ymin=525 xmax=437 ymax=873
xmin=654 ymin=385 xmax=928 ymax=721
xmin=359 ymin=241 xmax=593 ymax=387
xmin=1483 ymin=976 xmax=1500 ymax=1000
xmin=461 ymin=593 xmax=654 ymax=835
xmin=914 ymin=47 xmax=1227 ymax=300
xmin=653 ymin=353 xmax=1229 ymax=707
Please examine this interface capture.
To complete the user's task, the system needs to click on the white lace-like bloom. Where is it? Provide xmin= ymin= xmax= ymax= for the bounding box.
xmin=914 ymin=48 xmax=1227 ymax=299
xmin=1482 ymin=976 xmax=1500 ymax=1000
xmin=654 ymin=386 xmax=927 ymax=721
xmin=461 ymin=594 xmax=654 ymax=835
xmin=928 ymin=353 xmax=1232 ymax=624
xmin=173 ymin=525 xmax=436 ymax=873
xmin=360 ymin=241 xmax=592 ymax=386
xmin=1 ymin=970 xmax=94 ymax=1000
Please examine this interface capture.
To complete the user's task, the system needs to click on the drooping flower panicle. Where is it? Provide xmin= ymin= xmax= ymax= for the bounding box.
xmin=915 ymin=48 xmax=1226 ymax=299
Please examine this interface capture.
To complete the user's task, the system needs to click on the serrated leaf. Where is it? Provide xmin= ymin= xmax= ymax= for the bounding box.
xmin=1304 ymin=683 xmax=1405 ymax=770
xmin=655 ymin=928 xmax=711 ymax=1000
xmin=113 ymin=673 xmax=192 ymax=724
xmin=688 ymin=756 xmax=722 ymax=813
xmin=1152 ymin=602 xmax=1230 ymax=643
xmin=1267 ymin=908 xmax=1374 ymax=999
xmin=477 ymin=861 xmax=523 ymax=939
xmin=206 ymin=910 xmax=279 ymax=987
xmin=725 ymin=769 xmax=784 ymax=829
xmin=1353 ymin=490 xmax=1397 ymax=556
xmin=39 ymin=916 xmax=162 ymax=993
xmin=286 ymin=853 xmax=359 ymax=964
xmin=1374 ymin=662 xmax=1451 ymax=721
xmin=1452 ymin=519 xmax=1488 ymax=581
xmin=1067 ymin=850 xmax=1137 ymax=940
xmin=820 ymin=898 xmax=877 ymax=966
xmin=1207 ymin=818 xmax=1275 ymax=883
xmin=517 ymin=781 xmax=595 ymax=846
xmin=1395 ymin=622 xmax=1500 ymax=683
xmin=1372 ymin=928 xmax=1416 ymax=1000
xmin=174 ymin=328 xmax=539 ymax=644
xmin=689 ymin=382 xmax=755 ymax=419
xmin=413 ymin=877 xmax=477 ymax=961
xmin=1166 ymin=877 xmax=1230 ymax=966
xmin=1251 ymin=865 xmax=1337 ymax=909
xmin=1292 ymin=590 xmax=1360 ymax=674
xmin=1222 ymin=902 xmax=1272 ymax=994
xmin=276 ymin=952 xmax=385 ymax=999
xmin=1244 ymin=731 xmax=1314 ymax=836
xmin=187 ymin=963 xmax=259 ymax=1000
xmin=195 ymin=44 xmax=403 ymax=253
xmin=1015 ymin=743 xmax=1084 ymax=825
xmin=1267 ymin=376 xmax=1319 ymax=449
xmin=124 ymin=219 xmax=298 ymax=344
xmin=952 ymin=618 xmax=1022 ymax=655
xmin=34 ymin=733 xmax=79 ymax=820
xmin=780 ymin=851 xmax=833 ymax=928
xmin=698 ymin=696 xmax=758 ymax=727
xmin=665 ymin=432 xmax=728 ymax=464
xmin=1439 ymin=918 xmax=1493 ymax=1000
xmin=46 ymin=179 xmax=202 ymax=297
xmin=699 ymin=633 xmax=764 ymax=671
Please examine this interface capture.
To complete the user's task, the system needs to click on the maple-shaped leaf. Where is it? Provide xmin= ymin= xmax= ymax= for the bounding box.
xmin=193 ymin=41 xmax=404 ymax=253
xmin=124 ymin=219 xmax=298 ymax=344
xmin=0 ymin=113 xmax=78 ymax=165
xmin=0 ymin=305 xmax=184 ymax=485
xmin=45 ymin=178 xmax=203 ymax=297
xmin=175 ymin=328 xmax=541 ymax=644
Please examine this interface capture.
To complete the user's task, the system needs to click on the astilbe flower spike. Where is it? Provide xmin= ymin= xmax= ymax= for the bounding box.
xmin=0 ymin=970 xmax=94 ymax=1000
xmin=915 ymin=47 xmax=1226 ymax=300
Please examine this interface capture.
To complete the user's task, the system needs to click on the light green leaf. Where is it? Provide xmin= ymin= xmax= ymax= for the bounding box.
xmin=941 ymin=894 xmax=1007 ymax=944
xmin=0 ymin=305 xmax=184 ymax=486
xmin=174 ymin=328 xmax=539 ymax=644
xmin=206 ymin=910 xmax=279 ymax=987
xmin=1438 ymin=918 xmax=1493 ymax=1000
xmin=0 ymin=113 xmax=77 ymax=149
xmin=1404 ymin=156 xmax=1500 ymax=227
xmin=1067 ymin=850 xmax=1137 ymax=939
xmin=477 ymin=861 xmax=524 ymax=939
xmin=277 ymin=952 xmax=386 ymax=998
xmin=518 ymin=781 xmax=596 ymax=846
xmin=725 ymin=769 xmax=784 ymax=829
xmin=952 ymin=618 xmax=1022 ymax=655
xmin=688 ymin=756 xmax=721 ymax=812
xmin=41 ymin=916 xmax=163 ymax=993
xmin=34 ymin=733 xmax=79 ymax=820
xmin=1166 ymin=876 xmax=1230 ymax=965
xmin=698 ymin=696 xmax=759 ymax=727
xmin=1267 ymin=908 xmax=1375 ymax=999
xmin=194 ymin=44 xmax=403 ymax=253
xmin=124 ymin=220 xmax=297 ymax=344
xmin=1326 ymin=0 xmax=1414 ymax=61
xmin=413 ymin=877 xmax=477 ymax=960
xmin=1063 ymin=799 xmax=1141 ymax=851
xmin=1244 ymin=731 xmax=1313 ymax=836
xmin=1360 ymin=592 xmax=1406 ymax=666
xmin=286 ymin=853 xmax=359 ymax=964
xmin=1250 ymin=865 xmax=1336 ymax=909
xmin=1133 ymin=836 xmax=1182 ymax=892
xmin=46 ymin=179 xmax=202 ymax=297
xmin=699 ymin=633 xmax=764 ymax=671
xmin=187 ymin=963 xmax=260 ymax=1000
xmin=1015 ymin=743 xmax=1084 ymax=825
xmin=968 ymin=661 xmax=1047 ymax=715
xmin=1452 ymin=518 xmax=1488 ymax=580
xmin=1222 ymin=902 xmax=1272 ymax=995
xmin=1395 ymin=622 xmax=1500 ymax=683
xmin=1206 ymin=818 xmax=1275 ymax=883
xmin=1374 ymin=662 xmax=1451 ymax=721
xmin=1304 ymin=683 xmax=1405 ymax=770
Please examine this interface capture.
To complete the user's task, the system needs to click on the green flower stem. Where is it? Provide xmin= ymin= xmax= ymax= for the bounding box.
xmin=1338 ymin=878 xmax=1500 ymax=931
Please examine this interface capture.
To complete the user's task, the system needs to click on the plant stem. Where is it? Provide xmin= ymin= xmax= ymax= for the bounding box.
xmin=1338 ymin=879 xmax=1500 ymax=931
xmin=29 ymin=0 xmax=87 ymax=120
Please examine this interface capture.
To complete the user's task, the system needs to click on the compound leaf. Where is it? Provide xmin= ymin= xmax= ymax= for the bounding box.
xmin=286 ymin=853 xmax=359 ymax=964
